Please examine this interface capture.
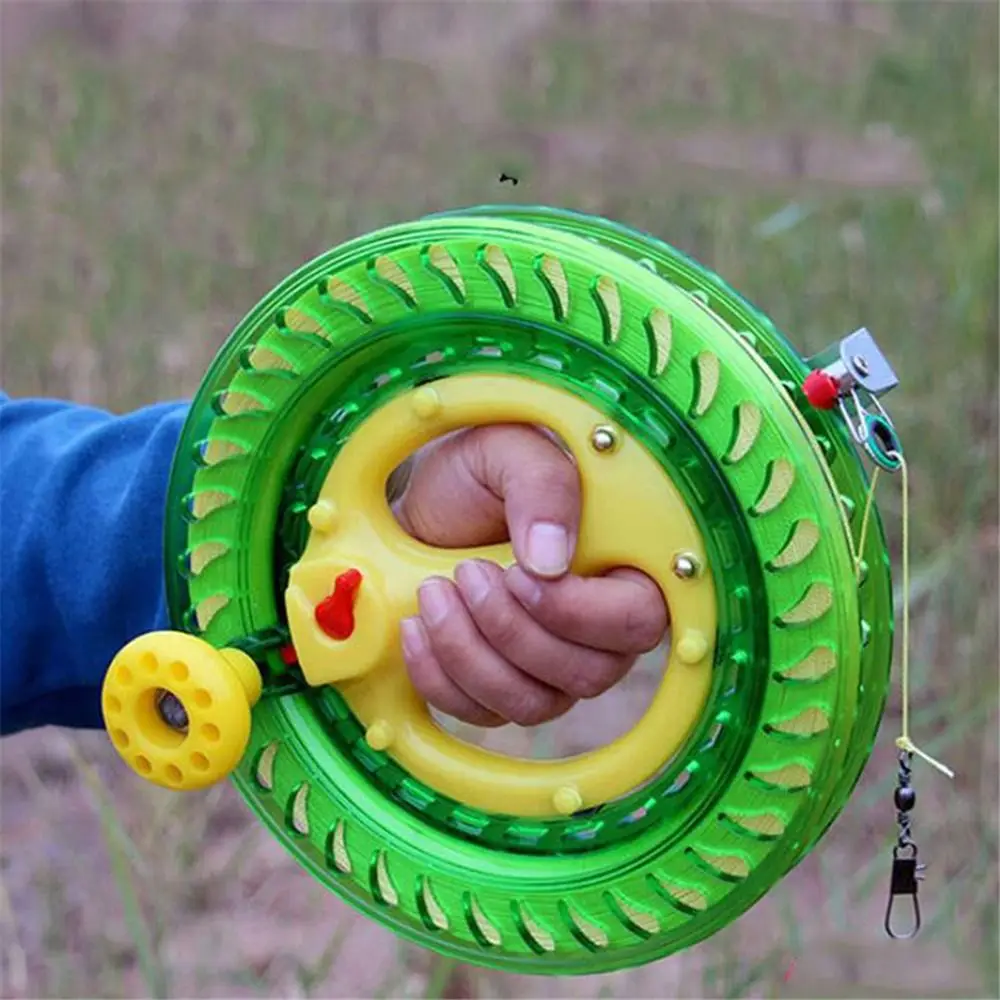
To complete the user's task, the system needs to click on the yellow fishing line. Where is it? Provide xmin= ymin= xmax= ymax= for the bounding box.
xmin=855 ymin=452 xmax=955 ymax=779
xmin=891 ymin=454 xmax=955 ymax=778
xmin=854 ymin=465 xmax=881 ymax=582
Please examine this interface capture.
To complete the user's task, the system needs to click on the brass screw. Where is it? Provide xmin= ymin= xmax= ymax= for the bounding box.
xmin=672 ymin=553 xmax=700 ymax=579
xmin=590 ymin=424 xmax=618 ymax=453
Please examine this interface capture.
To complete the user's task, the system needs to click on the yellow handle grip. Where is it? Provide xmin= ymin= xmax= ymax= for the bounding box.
xmin=284 ymin=374 xmax=718 ymax=817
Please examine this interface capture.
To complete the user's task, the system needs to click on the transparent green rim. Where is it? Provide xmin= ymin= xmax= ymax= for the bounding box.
xmin=162 ymin=207 xmax=893 ymax=974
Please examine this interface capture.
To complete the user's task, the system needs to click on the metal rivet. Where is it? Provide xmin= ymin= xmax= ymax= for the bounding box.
xmin=672 ymin=553 xmax=700 ymax=579
xmin=851 ymin=354 xmax=870 ymax=377
xmin=590 ymin=424 xmax=618 ymax=453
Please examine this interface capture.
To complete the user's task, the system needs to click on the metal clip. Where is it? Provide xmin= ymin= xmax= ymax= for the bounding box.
xmin=884 ymin=843 xmax=925 ymax=940
xmin=808 ymin=327 xmax=899 ymax=399
xmin=804 ymin=328 xmax=903 ymax=472
xmin=885 ymin=748 xmax=925 ymax=940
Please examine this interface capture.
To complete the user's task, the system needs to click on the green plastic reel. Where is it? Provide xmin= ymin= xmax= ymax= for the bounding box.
xmin=101 ymin=205 xmax=895 ymax=975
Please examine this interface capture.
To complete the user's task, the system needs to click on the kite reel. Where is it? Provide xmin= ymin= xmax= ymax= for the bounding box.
xmin=101 ymin=206 xmax=903 ymax=974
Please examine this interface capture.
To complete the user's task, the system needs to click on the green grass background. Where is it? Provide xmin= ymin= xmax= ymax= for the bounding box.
xmin=1 ymin=2 xmax=997 ymax=998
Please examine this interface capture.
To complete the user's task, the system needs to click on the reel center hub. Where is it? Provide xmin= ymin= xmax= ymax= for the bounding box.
xmin=284 ymin=373 xmax=718 ymax=817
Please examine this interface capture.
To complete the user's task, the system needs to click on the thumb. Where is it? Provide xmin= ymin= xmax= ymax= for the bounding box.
xmin=396 ymin=424 xmax=581 ymax=579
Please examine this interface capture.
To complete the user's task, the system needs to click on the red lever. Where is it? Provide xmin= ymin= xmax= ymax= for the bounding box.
xmin=315 ymin=569 xmax=363 ymax=640
xmin=802 ymin=370 xmax=841 ymax=410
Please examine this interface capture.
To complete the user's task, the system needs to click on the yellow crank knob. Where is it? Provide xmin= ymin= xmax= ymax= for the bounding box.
xmin=100 ymin=631 xmax=262 ymax=791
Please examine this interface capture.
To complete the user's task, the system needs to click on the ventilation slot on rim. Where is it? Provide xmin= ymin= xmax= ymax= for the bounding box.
xmin=186 ymin=541 xmax=229 ymax=577
xmin=195 ymin=437 xmax=248 ymax=467
xmin=534 ymin=254 xmax=570 ymax=321
xmin=322 ymin=277 xmax=372 ymax=323
xmin=513 ymin=902 xmax=556 ymax=954
xmin=719 ymin=811 xmax=787 ymax=841
xmin=752 ymin=458 xmax=796 ymax=515
xmin=244 ymin=344 xmax=299 ymax=374
xmin=605 ymin=892 xmax=659 ymax=939
xmin=559 ymin=900 xmax=610 ymax=952
xmin=371 ymin=850 xmax=399 ymax=907
xmin=254 ymin=741 xmax=280 ymax=791
xmin=423 ymin=244 xmax=466 ymax=303
xmin=686 ymin=850 xmax=750 ymax=884
xmin=650 ymin=872 xmax=712 ymax=910
xmin=277 ymin=306 xmax=335 ymax=342
xmin=691 ymin=352 xmax=721 ymax=417
xmin=464 ymin=893 xmax=502 ymax=948
xmin=287 ymin=783 xmax=311 ymax=836
xmin=776 ymin=645 xmax=836 ymax=683
xmin=644 ymin=308 xmax=673 ymax=376
xmin=194 ymin=594 xmax=230 ymax=631
xmin=325 ymin=820 xmax=352 ymax=874
xmin=768 ymin=520 xmax=821 ymax=570
xmin=776 ymin=583 xmax=833 ymax=627
xmin=724 ymin=402 xmax=762 ymax=464
xmin=592 ymin=275 xmax=621 ymax=344
xmin=764 ymin=706 xmax=831 ymax=739
xmin=370 ymin=255 xmax=418 ymax=309
xmin=417 ymin=876 xmax=449 ymax=931
xmin=186 ymin=489 xmax=236 ymax=520
xmin=560 ymin=902 xmax=609 ymax=951
xmin=478 ymin=244 xmax=517 ymax=307
xmin=214 ymin=389 xmax=271 ymax=416
xmin=746 ymin=762 xmax=813 ymax=791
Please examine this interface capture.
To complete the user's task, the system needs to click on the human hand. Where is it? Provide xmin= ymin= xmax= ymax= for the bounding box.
xmin=393 ymin=424 xmax=669 ymax=728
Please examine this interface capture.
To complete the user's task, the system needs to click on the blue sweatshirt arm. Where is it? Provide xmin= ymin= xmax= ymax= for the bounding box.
xmin=0 ymin=393 xmax=188 ymax=735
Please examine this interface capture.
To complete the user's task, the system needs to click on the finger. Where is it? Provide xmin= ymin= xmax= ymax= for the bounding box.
xmin=394 ymin=424 xmax=581 ymax=579
xmin=455 ymin=559 xmax=634 ymax=701
xmin=463 ymin=424 xmax=581 ymax=579
xmin=393 ymin=430 xmax=507 ymax=548
xmin=400 ymin=617 xmax=506 ymax=727
xmin=504 ymin=566 xmax=669 ymax=655
xmin=417 ymin=576 xmax=573 ymax=727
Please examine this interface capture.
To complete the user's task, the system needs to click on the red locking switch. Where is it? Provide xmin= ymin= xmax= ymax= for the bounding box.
xmin=315 ymin=569 xmax=364 ymax=640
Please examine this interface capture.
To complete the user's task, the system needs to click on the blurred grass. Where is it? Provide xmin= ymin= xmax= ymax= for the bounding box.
xmin=1 ymin=1 xmax=997 ymax=998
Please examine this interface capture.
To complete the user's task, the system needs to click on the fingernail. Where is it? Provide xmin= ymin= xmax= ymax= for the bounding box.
xmin=418 ymin=578 xmax=451 ymax=627
xmin=505 ymin=565 xmax=543 ymax=607
xmin=525 ymin=522 xmax=569 ymax=577
xmin=400 ymin=617 xmax=427 ymax=659
xmin=456 ymin=560 xmax=492 ymax=607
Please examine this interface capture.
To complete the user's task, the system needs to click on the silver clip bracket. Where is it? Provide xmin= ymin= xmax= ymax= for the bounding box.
xmin=803 ymin=328 xmax=902 ymax=472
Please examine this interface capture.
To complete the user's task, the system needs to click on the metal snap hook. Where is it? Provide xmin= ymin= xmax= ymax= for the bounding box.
xmin=884 ymin=842 xmax=925 ymax=940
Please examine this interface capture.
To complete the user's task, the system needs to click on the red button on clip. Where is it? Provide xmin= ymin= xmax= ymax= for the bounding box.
xmin=802 ymin=370 xmax=841 ymax=411
xmin=315 ymin=569 xmax=363 ymax=640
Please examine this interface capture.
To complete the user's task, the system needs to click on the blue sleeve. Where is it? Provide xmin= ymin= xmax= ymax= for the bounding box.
xmin=0 ymin=393 xmax=189 ymax=735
